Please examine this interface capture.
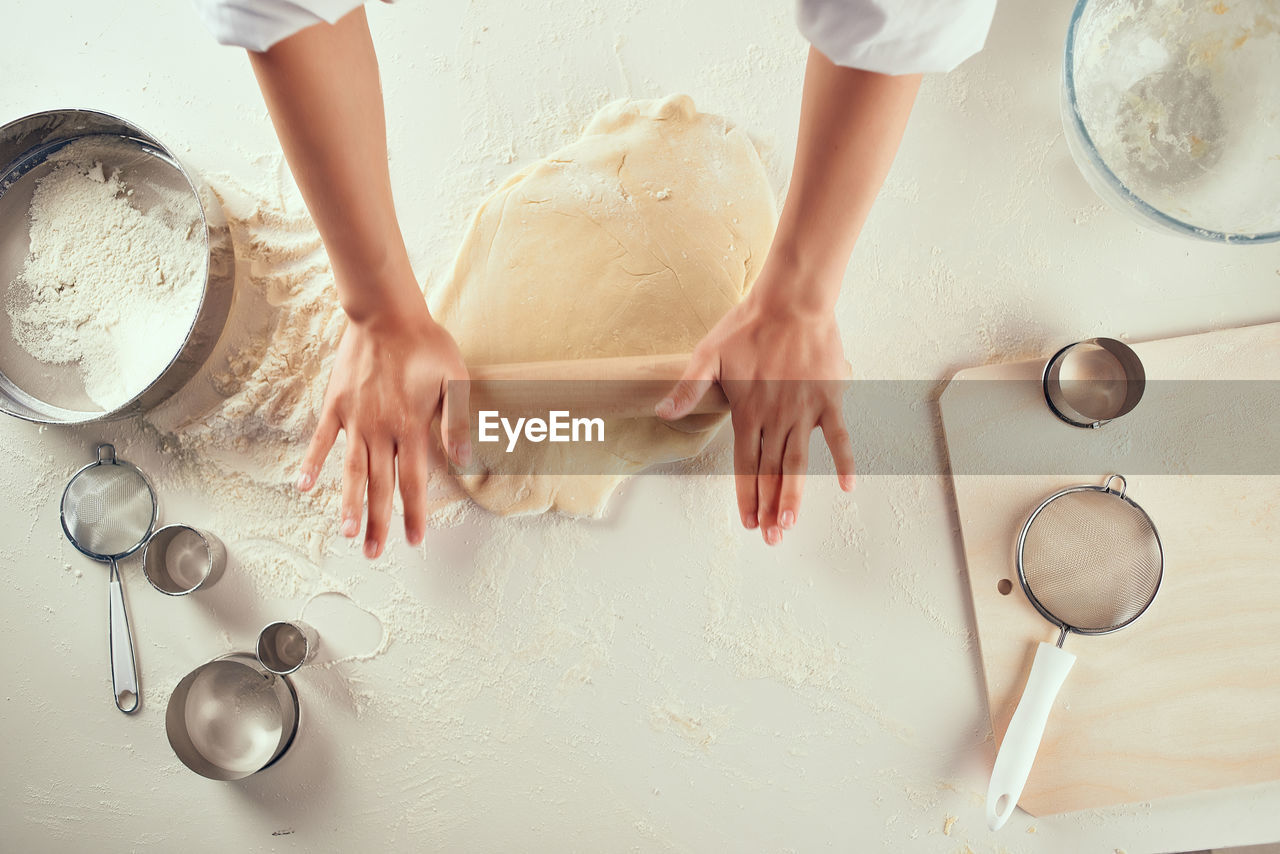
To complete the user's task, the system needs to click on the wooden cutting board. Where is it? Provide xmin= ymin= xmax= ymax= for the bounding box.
xmin=939 ymin=321 xmax=1280 ymax=816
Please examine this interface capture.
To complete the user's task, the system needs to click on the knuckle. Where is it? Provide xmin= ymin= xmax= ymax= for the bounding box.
xmin=329 ymin=389 xmax=355 ymax=413
xmin=401 ymin=486 xmax=424 ymax=511
xmin=312 ymin=412 xmax=335 ymax=438
xmin=826 ymin=425 xmax=852 ymax=446
xmin=397 ymin=474 xmax=422 ymax=498
xmin=366 ymin=495 xmax=388 ymax=523
xmin=367 ymin=470 xmax=390 ymax=498
xmin=730 ymin=408 xmax=758 ymax=432
xmin=401 ymin=465 xmax=426 ymax=494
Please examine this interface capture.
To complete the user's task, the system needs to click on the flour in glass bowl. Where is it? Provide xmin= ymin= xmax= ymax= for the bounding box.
xmin=5 ymin=138 xmax=206 ymax=411
xmin=1071 ymin=0 xmax=1280 ymax=236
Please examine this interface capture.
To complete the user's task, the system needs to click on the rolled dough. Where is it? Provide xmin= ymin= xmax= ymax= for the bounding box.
xmin=432 ymin=95 xmax=777 ymax=516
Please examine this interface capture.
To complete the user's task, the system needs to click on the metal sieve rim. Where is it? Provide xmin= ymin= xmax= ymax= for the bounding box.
xmin=1014 ymin=474 xmax=1164 ymax=638
xmin=59 ymin=444 xmax=158 ymax=561
xmin=0 ymin=108 xmax=236 ymax=424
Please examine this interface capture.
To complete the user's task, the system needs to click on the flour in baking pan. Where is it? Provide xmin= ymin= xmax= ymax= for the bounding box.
xmin=6 ymin=139 xmax=205 ymax=411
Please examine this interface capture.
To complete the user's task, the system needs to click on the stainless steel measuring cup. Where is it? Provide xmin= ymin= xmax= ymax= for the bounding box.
xmin=59 ymin=443 xmax=157 ymax=713
xmin=256 ymin=620 xmax=319 ymax=675
xmin=142 ymin=524 xmax=226 ymax=595
xmin=166 ymin=652 xmax=300 ymax=781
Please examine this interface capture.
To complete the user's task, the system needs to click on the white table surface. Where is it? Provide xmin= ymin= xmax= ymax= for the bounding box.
xmin=2 ymin=1 xmax=1278 ymax=851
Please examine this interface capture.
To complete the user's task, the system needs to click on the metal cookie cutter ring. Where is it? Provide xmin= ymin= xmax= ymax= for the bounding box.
xmin=1042 ymin=337 xmax=1145 ymax=428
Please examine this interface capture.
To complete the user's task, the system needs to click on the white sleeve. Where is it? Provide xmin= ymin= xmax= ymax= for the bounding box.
xmin=191 ymin=0 xmax=371 ymax=52
xmin=796 ymin=0 xmax=998 ymax=74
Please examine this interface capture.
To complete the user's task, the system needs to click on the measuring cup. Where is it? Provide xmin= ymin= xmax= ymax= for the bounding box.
xmin=142 ymin=524 xmax=226 ymax=595
xmin=256 ymin=620 xmax=320 ymax=675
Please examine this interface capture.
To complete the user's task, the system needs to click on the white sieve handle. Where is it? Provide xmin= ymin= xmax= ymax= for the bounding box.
xmin=986 ymin=641 xmax=1076 ymax=830
xmin=108 ymin=561 xmax=140 ymax=714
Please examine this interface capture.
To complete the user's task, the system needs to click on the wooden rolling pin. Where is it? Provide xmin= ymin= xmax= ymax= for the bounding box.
xmin=464 ymin=353 xmax=729 ymax=421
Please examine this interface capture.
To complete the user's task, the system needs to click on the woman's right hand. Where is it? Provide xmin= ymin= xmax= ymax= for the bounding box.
xmin=295 ymin=291 xmax=470 ymax=558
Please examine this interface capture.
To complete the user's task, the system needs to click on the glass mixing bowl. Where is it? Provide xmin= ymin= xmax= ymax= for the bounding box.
xmin=1062 ymin=0 xmax=1280 ymax=243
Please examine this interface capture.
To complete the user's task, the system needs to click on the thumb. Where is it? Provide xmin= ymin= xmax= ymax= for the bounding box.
xmin=440 ymin=370 xmax=472 ymax=467
xmin=656 ymin=350 xmax=717 ymax=421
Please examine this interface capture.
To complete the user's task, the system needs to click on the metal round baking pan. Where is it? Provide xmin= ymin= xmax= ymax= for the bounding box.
xmin=166 ymin=652 xmax=300 ymax=781
xmin=0 ymin=109 xmax=235 ymax=423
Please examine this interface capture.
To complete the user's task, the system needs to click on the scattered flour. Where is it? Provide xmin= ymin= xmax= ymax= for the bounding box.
xmin=823 ymin=490 xmax=871 ymax=566
xmin=648 ymin=700 xmax=729 ymax=749
xmin=137 ymin=159 xmax=474 ymax=569
xmin=7 ymin=138 xmax=206 ymax=411
xmin=12 ymin=2 xmax=1256 ymax=849
xmin=8 ymin=113 xmax=985 ymax=854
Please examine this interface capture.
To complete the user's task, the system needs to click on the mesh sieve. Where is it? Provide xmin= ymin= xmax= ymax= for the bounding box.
xmin=1017 ymin=475 xmax=1163 ymax=636
xmin=60 ymin=445 xmax=156 ymax=560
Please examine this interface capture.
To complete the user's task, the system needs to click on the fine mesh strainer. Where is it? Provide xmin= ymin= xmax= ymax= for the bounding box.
xmin=60 ymin=444 xmax=157 ymax=713
xmin=987 ymin=474 xmax=1163 ymax=830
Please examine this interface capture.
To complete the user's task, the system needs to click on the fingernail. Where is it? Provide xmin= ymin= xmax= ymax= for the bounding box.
xmin=407 ymin=529 xmax=423 ymax=547
xmin=364 ymin=539 xmax=379 ymax=559
xmin=296 ymin=470 xmax=314 ymax=491
xmin=765 ymin=526 xmax=782 ymax=545
xmin=743 ymin=511 xmax=758 ymax=529
xmin=841 ymin=475 xmax=857 ymax=492
xmin=655 ymin=399 xmax=674 ymax=419
xmin=780 ymin=510 xmax=795 ymax=529
xmin=340 ymin=516 xmax=358 ymax=538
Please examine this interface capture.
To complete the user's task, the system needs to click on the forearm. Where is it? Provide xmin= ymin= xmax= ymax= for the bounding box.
xmin=249 ymin=8 xmax=421 ymax=324
xmin=759 ymin=48 xmax=922 ymax=313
